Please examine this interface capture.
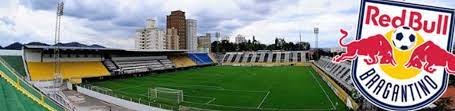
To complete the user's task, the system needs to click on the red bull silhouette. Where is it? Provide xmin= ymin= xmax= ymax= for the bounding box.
xmin=333 ymin=29 xmax=397 ymax=66
xmin=405 ymin=41 xmax=455 ymax=74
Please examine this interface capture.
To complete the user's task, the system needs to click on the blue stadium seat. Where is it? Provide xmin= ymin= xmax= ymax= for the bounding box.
xmin=188 ymin=53 xmax=212 ymax=65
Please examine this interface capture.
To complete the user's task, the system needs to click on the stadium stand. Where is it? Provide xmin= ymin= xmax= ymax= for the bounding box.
xmin=311 ymin=57 xmax=360 ymax=110
xmin=168 ymin=54 xmax=197 ymax=68
xmin=0 ymin=78 xmax=48 ymax=111
xmin=159 ymin=58 xmax=176 ymax=69
xmin=27 ymin=61 xmax=110 ymax=81
xmin=208 ymin=53 xmax=219 ymax=64
xmin=222 ymin=51 xmax=308 ymax=64
xmin=111 ymin=56 xmax=176 ymax=74
xmin=314 ymin=56 xmax=354 ymax=91
xmin=103 ymin=59 xmax=119 ymax=72
xmin=0 ymin=56 xmax=27 ymax=77
xmin=40 ymin=54 xmax=102 ymax=62
xmin=213 ymin=53 xmax=225 ymax=63
xmin=0 ymin=58 xmax=66 ymax=111
xmin=188 ymin=53 xmax=213 ymax=65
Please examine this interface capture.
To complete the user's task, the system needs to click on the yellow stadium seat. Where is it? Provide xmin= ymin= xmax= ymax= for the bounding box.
xmin=27 ymin=61 xmax=110 ymax=81
xmin=69 ymin=78 xmax=82 ymax=84
xmin=169 ymin=55 xmax=197 ymax=68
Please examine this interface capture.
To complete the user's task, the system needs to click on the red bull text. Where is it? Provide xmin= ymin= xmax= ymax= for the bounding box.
xmin=365 ymin=5 xmax=450 ymax=35
xmin=333 ymin=0 xmax=455 ymax=110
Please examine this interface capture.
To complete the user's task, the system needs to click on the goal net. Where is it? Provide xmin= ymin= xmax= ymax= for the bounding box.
xmin=149 ymin=87 xmax=184 ymax=104
xmin=91 ymin=86 xmax=113 ymax=95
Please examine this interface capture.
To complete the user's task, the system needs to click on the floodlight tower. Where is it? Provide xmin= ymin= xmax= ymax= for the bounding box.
xmin=299 ymin=31 xmax=303 ymax=50
xmin=314 ymin=27 xmax=319 ymax=49
xmin=53 ymin=1 xmax=64 ymax=88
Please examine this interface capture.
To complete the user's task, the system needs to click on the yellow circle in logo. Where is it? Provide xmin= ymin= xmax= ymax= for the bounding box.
xmin=379 ymin=30 xmax=424 ymax=80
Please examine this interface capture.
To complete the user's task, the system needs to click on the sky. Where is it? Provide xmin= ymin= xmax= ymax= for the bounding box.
xmin=0 ymin=0 xmax=454 ymax=49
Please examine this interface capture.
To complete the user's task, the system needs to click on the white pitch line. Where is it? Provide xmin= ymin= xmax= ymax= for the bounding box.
xmin=256 ymin=91 xmax=270 ymax=109
xmin=184 ymin=100 xmax=334 ymax=110
xmin=155 ymin=83 xmax=225 ymax=90
xmin=154 ymin=83 xmax=266 ymax=93
xmin=183 ymin=95 xmax=214 ymax=99
xmin=206 ymin=98 xmax=216 ymax=104
xmin=307 ymin=67 xmax=336 ymax=110
xmin=115 ymin=84 xmax=148 ymax=91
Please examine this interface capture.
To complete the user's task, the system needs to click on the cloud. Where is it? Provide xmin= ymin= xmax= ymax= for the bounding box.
xmin=232 ymin=0 xmax=454 ymax=48
xmin=19 ymin=0 xmax=57 ymax=10
xmin=20 ymin=0 xmax=119 ymax=21
xmin=0 ymin=0 xmax=134 ymax=48
xmin=232 ymin=0 xmax=360 ymax=47
xmin=0 ymin=0 xmax=453 ymax=49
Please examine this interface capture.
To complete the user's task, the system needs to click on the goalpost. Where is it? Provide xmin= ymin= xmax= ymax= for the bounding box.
xmin=91 ymin=86 xmax=113 ymax=95
xmin=149 ymin=87 xmax=184 ymax=104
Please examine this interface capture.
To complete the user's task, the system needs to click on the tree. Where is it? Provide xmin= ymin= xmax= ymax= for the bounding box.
xmin=252 ymin=36 xmax=258 ymax=44
xmin=211 ymin=41 xmax=220 ymax=52
xmin=210 ymin=36 xmax=311 ymax=52
xmin=296 ymin=42 xmax=310 ymax=50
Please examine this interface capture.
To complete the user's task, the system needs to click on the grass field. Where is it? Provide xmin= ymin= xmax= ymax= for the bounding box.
xmin=86 ymin=66 xmax=348 ymax=111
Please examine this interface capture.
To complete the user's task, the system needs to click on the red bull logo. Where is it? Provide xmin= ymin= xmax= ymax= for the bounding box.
xmin=333 ymin=0 xmax=455 ymax=110
xmin=405 ymin=41 xmax=455 ymax=74
xmin=333 ymin=29 xmax=397 ymax=66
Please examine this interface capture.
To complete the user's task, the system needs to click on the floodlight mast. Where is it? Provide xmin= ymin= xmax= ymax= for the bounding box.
xmin=314 ymin=27 xmax=319 ymax=49
xmin=53 ymin=1 xmax=64 ymax=88
xmin=299 ymin=32 xmax=302 ymax=50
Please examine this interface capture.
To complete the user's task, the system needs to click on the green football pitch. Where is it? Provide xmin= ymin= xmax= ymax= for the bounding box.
xmin=85 ymin=66 xmax=348 ymax=111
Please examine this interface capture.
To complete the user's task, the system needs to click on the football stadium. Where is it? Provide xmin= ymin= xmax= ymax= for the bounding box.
xmin=86 ymin=66 xmax=345 ymax=110
xmin=2 ymin=0 xmax=455 ymax=111
xmin=0 ymin=45 xmax=360 ymax=111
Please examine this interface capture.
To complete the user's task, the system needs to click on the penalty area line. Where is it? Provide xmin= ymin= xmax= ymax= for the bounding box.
xmin=307 ymin=67 xmax=337 ymax=110
xmin=206 ymin=98 xmax=216 ymax=104
xmin=256 ymin=91 xmax=270 ymax=109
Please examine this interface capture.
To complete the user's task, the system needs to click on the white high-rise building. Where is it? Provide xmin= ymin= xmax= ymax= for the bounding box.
xmin=135 ymin=19 xmax=166 ymax=50
xmin=215 ymin=32 xmax=221 ymax=41
xmin=166 ymin=28 xmax=180 ymax=50
xmin=186 ymin=19 xmax=197 ymax=52
xmin=198 ymin=35 xmax=211 ymax=52
xmin=235 ymin=34 xmax=246 ymax=43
